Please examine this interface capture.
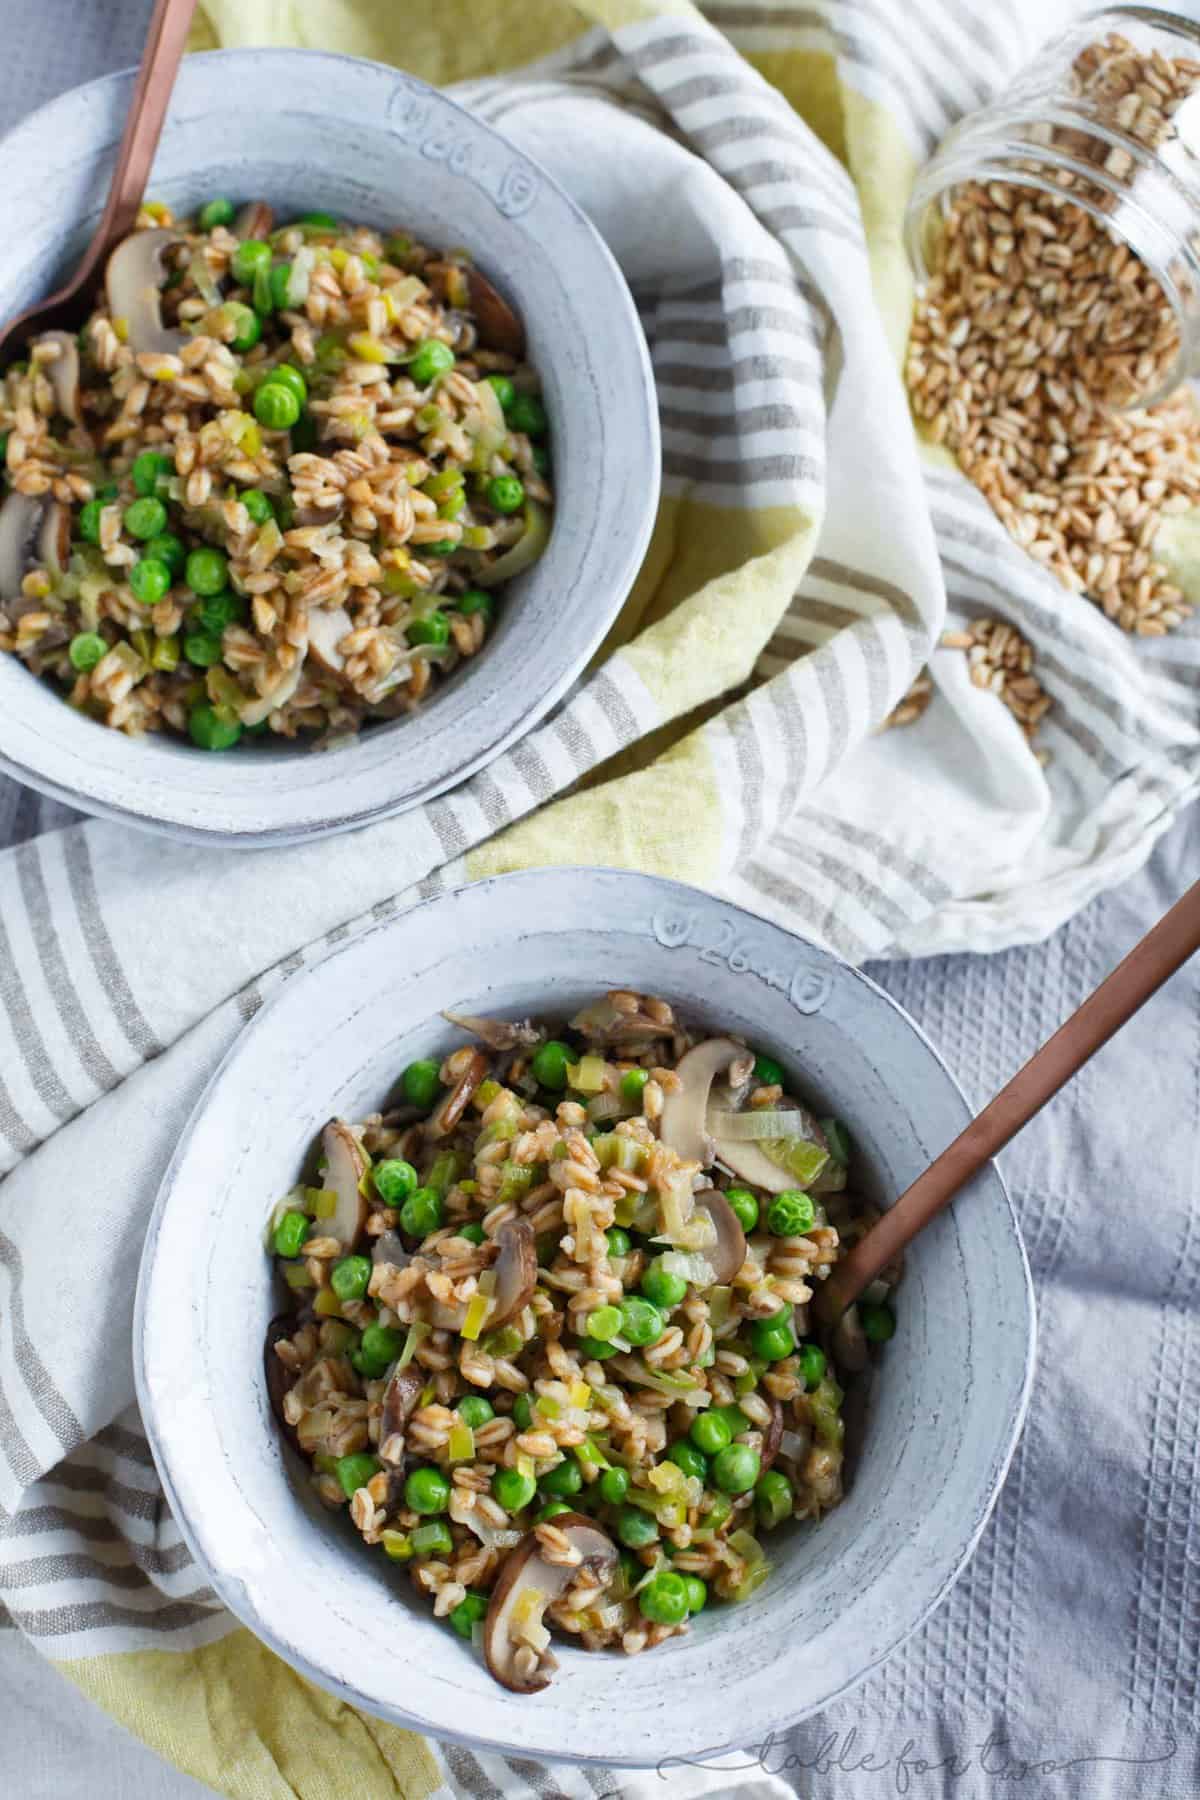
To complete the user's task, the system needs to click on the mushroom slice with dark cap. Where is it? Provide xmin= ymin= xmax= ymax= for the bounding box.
xmin=378 ymin=1365 xmax=425 ymax=1471
xmin=568 ymin=993 xmax=671 ymax=1050
xmin=0 ymin=492 xmax=70 ymax=609
xmin=37 ymin=331 xmax=83 ymax=424
xmin=486 ymin=1217 xmax=537 ymax=1330
xmin=426 ymin=1047 xmax=488 ymax=1138
xmin=440 ymin=1010 xmax=541 ymax=1053
xmin=263 ymin=1315 xmax=303 ymax=1455
xmin=105 ymin=229 xmax=186 ymax=356
xmin=693 ymin=1188 xmax=747 ymax=1284
xmin=320 ymin=1120 xmax=369 ymax=1252
xmin=760 ymin=1394 xmax=785 ymax=1472
xmin=657 ymin=1036 xmax=746 ymax=1166
xmin=483 ymin=1514 xmax=618 ymax=1692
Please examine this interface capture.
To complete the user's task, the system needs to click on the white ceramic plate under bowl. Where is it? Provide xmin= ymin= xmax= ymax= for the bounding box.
xmin=135 ymin=870 xmax=1035 ymax=1765
xmin=0 ymin=53 xmax=658 ymax=845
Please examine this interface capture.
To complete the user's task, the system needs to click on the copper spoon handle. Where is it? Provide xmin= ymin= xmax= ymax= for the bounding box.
xmin=0 ymin=0 xmax=195 ymax=359
xmin=821 ymin=875 xmax=1200 ymax=1318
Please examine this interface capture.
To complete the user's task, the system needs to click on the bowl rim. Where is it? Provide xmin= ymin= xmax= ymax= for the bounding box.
xmin=133 ymin=868 xmax=1037 ymax=1764
xmin=0 ymin=50 xmax=660 ymax=846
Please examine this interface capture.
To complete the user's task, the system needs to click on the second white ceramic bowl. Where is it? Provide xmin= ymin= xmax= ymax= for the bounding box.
xmin=0 ymin=53 xmax=659 ymax=844
xmin=136 ymin=869 xmax=1035 ymax=1765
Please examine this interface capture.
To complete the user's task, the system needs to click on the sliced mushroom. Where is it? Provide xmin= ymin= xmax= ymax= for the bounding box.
xmin=658 ymin=1037 xmax=746 ymax=1166
xmin=240 ymin=654 xmax=304 ymax=727
xmin=0 ymin=492 xmax=69 ymax=609
xmin=234 ymin=200 xmax=275 ymax=240
xmin=37 ymin=331 xmax=82 ymax=424
xmin=378 ymin=1364 xmax=425 ymax=1471
xmin=569 ymin=994 xmax=671 ymax=1050
xmin=760 ymin=1395 xmax=784 ymax=1472
xmin=105 ymin=229 xmax=186 ymax=355
xmin=320 ymin=1120 xmax=369 ymax=1251
xmin=693 ymin=1188 xmax=747 ymax=1284
xmin=441 ymin=1009 xmax=541 ymax=1052
xmin=484 ymin=1514 xmax=618 ymax=1693
xmin=306 ymin=604 xmax=352 ymax=677
xmin=487 ymin=1217 xmax=537 ymax=1330
xmin=264 ymin=1314 xmax=302 ymax=1456
xmin=466 ymin=268 xmax=526 ymax=357
xmin=427 ymin=1047 xmax=488 ymax=1138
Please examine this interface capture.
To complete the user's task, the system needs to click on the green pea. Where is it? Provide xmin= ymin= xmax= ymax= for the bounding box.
xmin=666 ymin=1440 xmax=709 ymax=1482
xmin=411 ymin=1520 xmax=453 ymax=1557
xmin=67 ymin=631 xmax=107 ymax=673
xmin=457 ymin=1222 xmax=486 ymax=1245
xmin=399 ymin=1186 xmax=442 ymax=1239
xmin=144 ymin=531 xmax=185 ymax=574
xmin=724 ymin=1187 xmax=759 ymax=1233
xmin=183 ymin=630 xmax=223 ymax=668
xmin=94 ymin=482 xmax=120 ymax=503
xmin=766 ymin=1190 xmax=815 ymax=1237
xmin=530 ymin=1040 xmax=572 ymax=1090
xmin=711 ymin=1443 xmax=761 ymax=1494
xmin=405 ymin=1467 xmax=451 ymax=1515
xmin=195 ymin=591 xmax=245 ymax=633
xmin=690 ymin=1411 xmax=733 ymax=1457
xmin=449 ymin=1590 xmax=488 ymax=1638
xmin=242 ymin=488 xmax=275 ymax=524
xmin=507 ymin=393 xmax=547 ymax=437
xmin=132 ymin=450 xmax=174 ymax=497
xmin=372 ymin=1158 xmax=418 ymax=1204
xmin=540 ymin=1458 xmax=583 ymax=1499
xmin=269 ymin=263 xmax=293 ymax=311
xmin=599 ymin=1465 xmax=630 ymax=1505
xmin=485 ymin=474 xmax=524 ymax=514
xmin=750 ymin=1319 xmax=795 ymax=1363
xmin=330 ymin=1255 xmax=372 ymax=1302
xmin=640 ymin=1257 xmax=688 ymax=1311
xmin=575 ymin=1334 xmax=620 ymax=1361
xmin=485 ymin=373 xmax=515 ymax=412
xmin=683 ymin=1574 xmax=708 ymax=1613
xmin=198 ymin=197 xmax=235 ymax=230
xmin=188 ymin=702 xmax=241 ymax=750
xmin=336 ymin=1452 xmax=380 ymax=1499
xmin=638 ymin=1569 xmax=689 ymax=1625
xmin=619 ymin=1068 xmax=648 ymax=1106
xmin=407 ymin=611 xmax=449 ymax=648
xmin=606 ymin=1228 xmax=632 ymax=1259
xmin=231 ymin=239 xmax=272 ymax=285
xmin=753 ymin=1053 xmax=785 ymax=1086
xmin=713 ymin=1403 xmax=749 ymax=1436
xmin=585 ymin=1305 xmax=622 ymax=1343
xmin=77 ymin=499 xmax=104 ymax=544
xmin=185 ymin=546 xmax=228 ymax=597
xmin=619 ymin=1296 xmax=664 ymax=1348
xmin=253 ymin=381 xmax=302 ymax=430
xmin=128 ymin=558 xmax=170 ymax=606
xmin=124 ymin=497 xmax=167 ymax=540
xmin=537 ymin=1500 xmax=573 ymax=1522
xmin=299 ymin=210 xmax=339 ymax=229
xmin=455 ymin=1396 xmax=494 ymax=1429
xmin=401 ymin=1058 xmax=441 ymax=1107
xmin=616 ymin=1505 xmax=659 ymax=1549
xmin=360 ymin=1322 xmax=405 ymax=1366
xmin=410 ymin=339 xmax=456 ymax=386
xmin=511 ymin=1395 xmax=533 ymax=1431
xmin=456 ymin=588 xmax=492 ymax=618
xmin=798 ymin=1343 xmax=826 ymax=1389
xmin=755 ymin=1469 xmax=793 ymax=1529
xmin=272 ymin=1210 xmax=310 ymax=1258
xmin=265 ymin=363 xmax=307 ymax=406
xmin=860 ymin=1300 xmax=896 ymax=1343
xmin=222 ymin=301 xmax=261 ymax=352
xmin=492 ymin=1466 xmax=536 ymax=1513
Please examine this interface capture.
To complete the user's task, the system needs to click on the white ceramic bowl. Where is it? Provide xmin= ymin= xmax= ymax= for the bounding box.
xmin=0 ymin=53 xmax=658 ymax=844
xmin=136 ymin=870 xmax=1035 ymax=1765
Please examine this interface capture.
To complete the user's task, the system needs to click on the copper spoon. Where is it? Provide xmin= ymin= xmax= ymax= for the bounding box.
xmin=0 ymin=0 xmax=196 ymax=363
xmin=820 ymin=874 xmax=1200 ymax=1320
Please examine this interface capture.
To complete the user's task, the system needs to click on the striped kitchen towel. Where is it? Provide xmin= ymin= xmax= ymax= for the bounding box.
xmin=1 ymin=0 xmax=1198 ymax=1795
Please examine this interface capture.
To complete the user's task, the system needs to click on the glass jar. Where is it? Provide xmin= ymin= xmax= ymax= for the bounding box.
xmin=905 ymin=6 xmax=1200 ymax=408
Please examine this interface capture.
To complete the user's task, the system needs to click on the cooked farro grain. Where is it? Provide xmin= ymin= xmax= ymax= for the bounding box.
xmin=906 ymin=32 xmax=1200 ymax=637
xmin=265 ymin=990 xmax=899 ymax=1692
xmin=0 ymin=202 xmax=553 ymax=747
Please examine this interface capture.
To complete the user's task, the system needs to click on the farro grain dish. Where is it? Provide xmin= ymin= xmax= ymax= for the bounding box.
xmin=0 ymin=199 xmax=553 ymax=749
xmin=266 ymin=991 xmax=900 ymax=1693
